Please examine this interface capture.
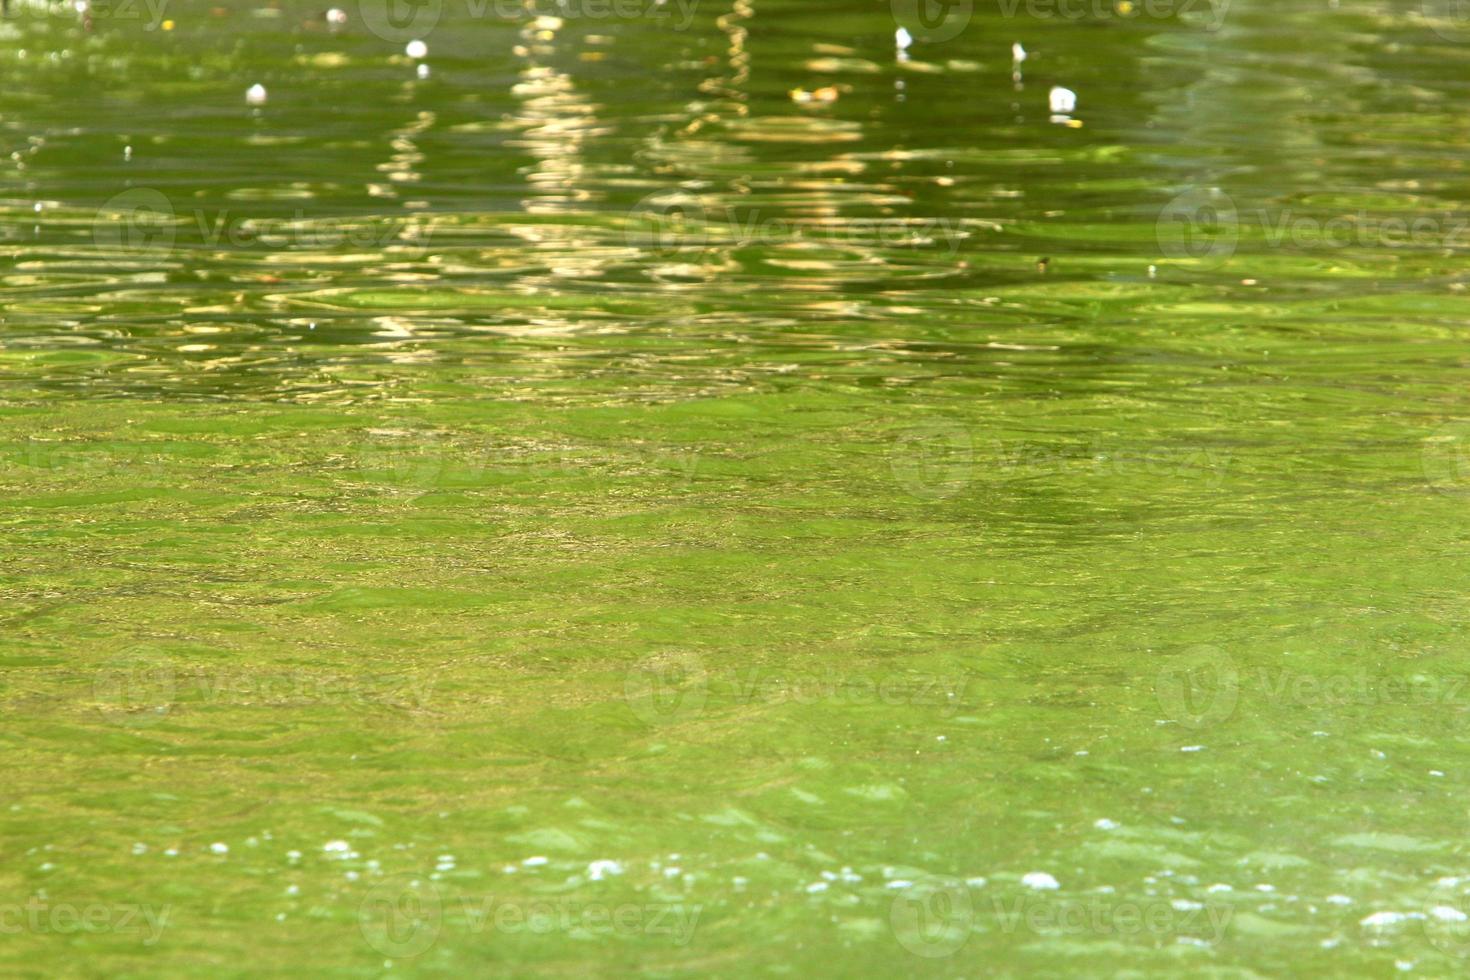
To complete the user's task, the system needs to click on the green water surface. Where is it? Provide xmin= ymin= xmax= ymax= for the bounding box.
xmin=5 ymin=0 xmax=1470 ymax=974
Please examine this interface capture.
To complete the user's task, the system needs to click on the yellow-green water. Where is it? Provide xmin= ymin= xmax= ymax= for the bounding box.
xmin=6 ymin=0 xmax=1470 ymax=974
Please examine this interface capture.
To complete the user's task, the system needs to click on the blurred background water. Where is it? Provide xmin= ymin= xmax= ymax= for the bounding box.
xmin=6 ymin=0 xmax=1470 ymax=973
